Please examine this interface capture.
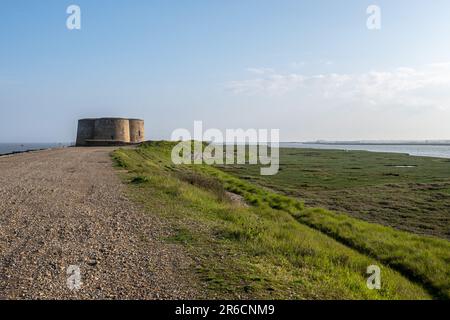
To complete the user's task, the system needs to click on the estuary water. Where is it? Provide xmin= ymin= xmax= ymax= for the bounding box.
xmin=0 ymin=143 xmax=69 ymax=156
xmin=3 ymin=142 xmax=450 ymax=159
xmin=281 ymin=143 xmax=450 ymax=159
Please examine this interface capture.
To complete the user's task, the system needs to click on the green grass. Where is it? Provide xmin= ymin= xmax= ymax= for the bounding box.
xmin=204 ymin=154 xmax=450 ymax=299
xmin=218 ymin=148 xmax=450 ymax=240
xmin=111 ymin=141 xmax=437 ymax=299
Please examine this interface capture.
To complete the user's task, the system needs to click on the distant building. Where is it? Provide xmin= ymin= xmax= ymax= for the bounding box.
xmin=76 ymin=117 xmax=145 ymax=146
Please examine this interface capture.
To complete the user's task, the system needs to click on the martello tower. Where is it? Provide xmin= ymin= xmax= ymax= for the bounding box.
xmin=76 ymin=118 xmax=145 ymax=146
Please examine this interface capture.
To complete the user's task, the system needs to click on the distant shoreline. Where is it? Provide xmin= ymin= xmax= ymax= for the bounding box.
xmin=0 ymin=147 xmax=56 ymax=157
xmin=0 ymin=143 xmax=71 ymax=157
xmin=282 ymin=142 xmax=450 ymax=159
xmin=300 ymin=142 xmax=450 ymax=146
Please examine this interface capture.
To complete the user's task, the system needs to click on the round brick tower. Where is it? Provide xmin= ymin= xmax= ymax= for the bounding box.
xmin=75 ymin=117 xmax=144 ymax=146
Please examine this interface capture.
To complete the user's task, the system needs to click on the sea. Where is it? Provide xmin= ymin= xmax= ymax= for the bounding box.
xmin=0 ymin=143 xmax=70 ymax=156
xmin=280 ymin=143 xmax=450 ymax=159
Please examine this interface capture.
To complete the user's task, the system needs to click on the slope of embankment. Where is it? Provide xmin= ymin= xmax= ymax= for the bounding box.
xmin=113 ymin=141 xmax=450 ymax=299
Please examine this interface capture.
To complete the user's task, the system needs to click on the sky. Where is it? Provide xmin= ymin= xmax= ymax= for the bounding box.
xmin=1 ymin=0 xmax=450 ymax=142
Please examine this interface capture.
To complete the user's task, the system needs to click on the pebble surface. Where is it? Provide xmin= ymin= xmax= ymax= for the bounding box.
xmin=0 ymin=147 xmax=199 ymax=299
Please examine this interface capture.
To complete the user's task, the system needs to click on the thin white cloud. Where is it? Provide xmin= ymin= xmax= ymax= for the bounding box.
xmin=319 ymin=59 xmax=334 ymax=66
xmin=227 ymin=63 xmax=450 ymax=111
xmin=228 ymin=73 xmax=305 ymax=95
xmin=290 ymin=61 xmax=306 ymax=68
xmin=245 ymin=67 xmax=275 ymax=75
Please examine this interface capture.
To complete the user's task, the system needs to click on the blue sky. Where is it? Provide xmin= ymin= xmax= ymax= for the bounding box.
xmin=1 ymin=0 xmax=450 ymax=142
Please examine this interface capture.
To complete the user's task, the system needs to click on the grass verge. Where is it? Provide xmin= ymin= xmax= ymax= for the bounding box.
xmin=202 ymin=160 xmax=450 ymax=299
xmin=111 ymin=141 xmax=435 ymax=299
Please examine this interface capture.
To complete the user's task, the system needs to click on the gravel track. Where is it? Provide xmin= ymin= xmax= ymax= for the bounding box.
xmin=0 ymin=147 xmax=198 ymax=299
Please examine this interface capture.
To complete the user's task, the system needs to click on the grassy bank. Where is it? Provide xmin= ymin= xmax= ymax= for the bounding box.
xmin=218 ymin=148 xmax=450 ymax=239
xmin=204 ymin=152 xmax=450 ymax=299
xmin=112 ymin=142 xmax=438 ymax=299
